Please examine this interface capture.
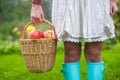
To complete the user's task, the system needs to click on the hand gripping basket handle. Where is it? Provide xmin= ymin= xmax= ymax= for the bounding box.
xmin=21 ymin=19 xmax=57 ymax=40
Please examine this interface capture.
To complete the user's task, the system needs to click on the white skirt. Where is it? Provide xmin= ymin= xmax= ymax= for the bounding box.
xmin=52 ymin=0 xmax=115 ymax=42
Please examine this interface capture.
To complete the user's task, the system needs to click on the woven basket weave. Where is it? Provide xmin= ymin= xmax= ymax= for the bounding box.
xmin=20 ymin=19 xmax=57 ymax=73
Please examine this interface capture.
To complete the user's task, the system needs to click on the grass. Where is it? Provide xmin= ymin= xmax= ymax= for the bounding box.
xmin=0 ymin=43 xmax=120 ymax=80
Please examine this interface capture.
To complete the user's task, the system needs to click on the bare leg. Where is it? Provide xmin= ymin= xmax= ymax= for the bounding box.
xmin=84 ymin=42 xmax=103 ymax=62
xmin=64 ymin=41 xmax=82 ymax=63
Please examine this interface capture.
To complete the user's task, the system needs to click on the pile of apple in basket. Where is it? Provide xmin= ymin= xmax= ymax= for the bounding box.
xmin=29 ymin=29 xmax=53 ymax=39
xmin=20 ymin=19 xmax=57 ymax=73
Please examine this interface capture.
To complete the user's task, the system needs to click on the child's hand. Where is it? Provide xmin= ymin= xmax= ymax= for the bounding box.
xmin=110 ymin=0 xmax=118 ymax=16
xmin=31 ymin=4 xmax=44 ymax=24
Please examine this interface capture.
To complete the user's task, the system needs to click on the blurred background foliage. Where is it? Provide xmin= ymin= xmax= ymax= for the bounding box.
xmin=114 ymin=0 xmax=120 ymax=41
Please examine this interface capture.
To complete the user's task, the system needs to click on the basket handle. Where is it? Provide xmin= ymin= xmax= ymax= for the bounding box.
xmin=21 ymin=19 xmax=57 ymax=40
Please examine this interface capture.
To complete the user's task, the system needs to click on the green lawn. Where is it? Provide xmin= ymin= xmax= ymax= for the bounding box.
xmin=0 ymin=45 xmax=120 ymax=80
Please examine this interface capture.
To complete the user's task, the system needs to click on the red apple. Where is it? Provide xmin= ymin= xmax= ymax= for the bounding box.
xmin=29 ymin=29 xmax=43 ymax=39
xmin=43 ymin=30 xmax=53 ymax=38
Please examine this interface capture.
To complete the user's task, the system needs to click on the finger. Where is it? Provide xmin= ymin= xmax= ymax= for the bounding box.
xmin=33 ymin=17 xmax=38 ymax=24
xmin=35 ymin=17 xmax=42 ymax=24
xmin=111 ymin=8 xmax=115 ymax=16
xmin=38 ymin=17 xmax=42 ymax=23
xmin=34 ymin=17 xmax=40 ymax=24
xmin=40 ymin=15 xmax=43 ymax=22
xmin=112 ymin=7 xmax=118 ymax=16
xmin=41 ymin=12 xmax=44 ymax=21
xmin=36 ymin=15 xmax=42 ymax=23
xmin=31 ymin=16 xmax=36 ymax=24
xmin=36 ymin=18 xmax=40 ymax=24
xmin=38 ymin=16 xmax=42 ymax=23
xmin=114 ymin=7 xmax=119 ymax=13
xmin=110 ymin=6 xmax=113 ymax=16
xmin=112 ymin=9 xmax=116 ymax=16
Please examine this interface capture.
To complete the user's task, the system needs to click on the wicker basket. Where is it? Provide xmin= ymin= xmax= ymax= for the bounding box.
xmin=20 ymin=19 xmax=57 ymax=73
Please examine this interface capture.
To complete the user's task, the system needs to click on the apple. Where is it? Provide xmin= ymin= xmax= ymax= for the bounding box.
xmin=29 ymin=29 xmax=43 ymax=39
xmin=43 ymin=30 xmax=53 ymax=38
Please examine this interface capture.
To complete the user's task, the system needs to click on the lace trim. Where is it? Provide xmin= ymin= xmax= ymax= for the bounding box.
xmin=58 ymin=34 xmax=115 ymax=43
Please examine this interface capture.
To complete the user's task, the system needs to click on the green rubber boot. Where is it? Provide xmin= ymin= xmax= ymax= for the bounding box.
xmin=61 ymin=62 xmax=80 ymax=80
xmin=87 ymin=61 xmax=106 ymax=80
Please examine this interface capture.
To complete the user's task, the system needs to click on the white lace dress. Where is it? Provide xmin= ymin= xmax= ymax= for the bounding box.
xmin=52 ymin=0 xmax=115 ymax=42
